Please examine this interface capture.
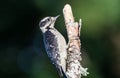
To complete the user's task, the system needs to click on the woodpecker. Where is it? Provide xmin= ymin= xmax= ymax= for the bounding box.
xmin=39 ymin=15 xmax=67 ymax=78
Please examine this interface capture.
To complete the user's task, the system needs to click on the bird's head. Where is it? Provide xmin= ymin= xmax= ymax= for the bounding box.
xmin=39 ymin=15 xmax=59 ymax=33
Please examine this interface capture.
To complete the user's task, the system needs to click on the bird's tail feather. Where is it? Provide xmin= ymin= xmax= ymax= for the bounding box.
xmin=57 ymin=66 xmax=67 ymax=78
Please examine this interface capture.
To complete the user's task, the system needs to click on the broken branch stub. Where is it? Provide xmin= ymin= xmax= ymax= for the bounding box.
xmin=63 ymin=4 xmax=89 ymax=78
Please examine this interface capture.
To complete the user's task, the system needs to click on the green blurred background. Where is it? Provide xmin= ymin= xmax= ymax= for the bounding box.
xmin=0 ymin=0 xmax=120 ymax=78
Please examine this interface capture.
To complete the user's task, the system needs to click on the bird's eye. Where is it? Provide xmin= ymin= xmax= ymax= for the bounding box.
xmin=47 ymin=18 xmax=50 ymax=22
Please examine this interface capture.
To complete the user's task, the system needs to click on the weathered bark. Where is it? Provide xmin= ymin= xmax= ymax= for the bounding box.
xmin=63 ymin=4 xmax=89 ymax=78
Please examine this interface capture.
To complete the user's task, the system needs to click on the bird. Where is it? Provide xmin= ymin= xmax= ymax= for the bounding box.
xmin=39 ymin=15 xmax=67 ymax=78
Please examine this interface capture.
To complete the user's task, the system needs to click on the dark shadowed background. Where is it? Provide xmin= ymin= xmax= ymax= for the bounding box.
xmin=0 ymin=0 xmax=120 ymax=78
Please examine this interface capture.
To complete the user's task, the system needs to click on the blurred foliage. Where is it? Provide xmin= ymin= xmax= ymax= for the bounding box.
xmin=0 ymin=0 xmax=120 ymax=78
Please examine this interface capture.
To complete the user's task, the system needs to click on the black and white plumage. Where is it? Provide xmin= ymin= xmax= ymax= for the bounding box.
xmin=39 ymin=15 xmax=67 ymax=77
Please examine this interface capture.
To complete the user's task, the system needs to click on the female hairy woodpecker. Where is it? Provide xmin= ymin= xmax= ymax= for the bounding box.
xmin=39 ymin=15 xmax=67 ymax=78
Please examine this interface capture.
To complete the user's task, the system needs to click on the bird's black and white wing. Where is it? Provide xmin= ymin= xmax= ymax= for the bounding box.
xmin=43 ymin=29 xmax=67 ymax=77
